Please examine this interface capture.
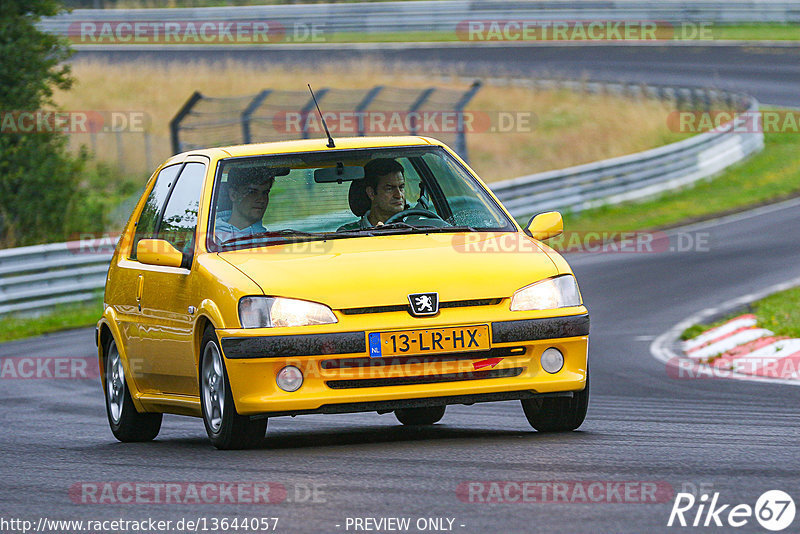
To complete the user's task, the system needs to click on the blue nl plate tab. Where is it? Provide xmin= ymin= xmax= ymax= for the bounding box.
xmin=368 ymin=332 xmax=382 ymax=358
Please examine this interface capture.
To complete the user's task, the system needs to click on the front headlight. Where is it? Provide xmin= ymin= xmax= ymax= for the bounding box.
xmin=238 ymin=297 xmax=338 ymax=328
xmin=510 ymin=275 xmax=582 ymax=311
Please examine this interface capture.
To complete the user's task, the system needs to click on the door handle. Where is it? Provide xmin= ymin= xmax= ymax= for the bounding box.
xmin=137 ymin=274 xmax=143 ymax=312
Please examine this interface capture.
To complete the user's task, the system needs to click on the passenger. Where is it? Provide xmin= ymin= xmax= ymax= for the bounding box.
xmin=215 ymin=167 xmax=274 ymax=243
xmin=339 ymin=158 xmax=406 ymax=231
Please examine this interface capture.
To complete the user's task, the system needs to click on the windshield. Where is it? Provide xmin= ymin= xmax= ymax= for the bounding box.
xmin=207 ymin=146 xmax=515 ymax=251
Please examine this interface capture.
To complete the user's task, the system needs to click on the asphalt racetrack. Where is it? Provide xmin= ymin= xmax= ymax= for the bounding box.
xmin=2 ymin=44 xmax=799 ymax=533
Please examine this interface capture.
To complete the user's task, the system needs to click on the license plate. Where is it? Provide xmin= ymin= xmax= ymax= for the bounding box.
xmin=368 ymin=325 xmax=490 ymax=358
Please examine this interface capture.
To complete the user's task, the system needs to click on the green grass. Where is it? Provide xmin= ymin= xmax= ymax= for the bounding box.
xmin=711 ymin=24 xmax=800 ymax=41
xmin=0 ymin=297 xmax=103 ymax=343
xmin=681 ymin=287 xmax=800 ymax=341
xmin=564 ymin=126 xmax=800 ymax=235
xmin=753 ymin=287 xmax=800 ymax=338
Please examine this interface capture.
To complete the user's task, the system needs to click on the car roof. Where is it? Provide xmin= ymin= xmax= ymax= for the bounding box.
xmin=168 ymin=136 xmax=443 ymax=164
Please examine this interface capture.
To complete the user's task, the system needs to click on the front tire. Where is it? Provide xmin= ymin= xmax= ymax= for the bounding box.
xmin=522 ymin=375 xmax=589 ymax=432
xmin=395 ymin=405 xmax=446 ymax=426
xmin=104 ymin=339 xmax=162 ymax=442
xmin=200 ymin=327 xmax=267 ymax=450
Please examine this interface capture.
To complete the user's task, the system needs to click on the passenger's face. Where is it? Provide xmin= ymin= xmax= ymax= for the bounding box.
xmin=368 ymin=172 xmax=405 ymax=219
xmin=230 ymin=180 xmax=272 ymax=225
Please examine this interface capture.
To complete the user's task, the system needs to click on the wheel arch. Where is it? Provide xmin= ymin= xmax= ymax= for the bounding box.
xmin=193 ymin=298 xmax=225 ymax=367
xmin=97 ymin=310 xmax=147 ymax=412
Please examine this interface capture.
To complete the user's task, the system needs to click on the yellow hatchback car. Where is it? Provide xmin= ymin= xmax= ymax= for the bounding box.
xmin=98 ymin=136 xmax=589 ymax=449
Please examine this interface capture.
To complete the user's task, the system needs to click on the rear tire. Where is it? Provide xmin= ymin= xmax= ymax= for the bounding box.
xmin=522 ymin=374 xmax=589 ymax=432
xmin=200 ymin=327 xmax=267 ymax=450
xmin=104 ymin=339 xmax=162 ymax=442
xmin=395 ymin=405 xmax=446 ymax=426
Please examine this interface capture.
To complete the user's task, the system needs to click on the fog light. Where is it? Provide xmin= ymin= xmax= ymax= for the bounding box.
xmin=276 ymin=365 xmax=303 ymax=392
xmin=541 ymin=348 xmax=564 ymax=374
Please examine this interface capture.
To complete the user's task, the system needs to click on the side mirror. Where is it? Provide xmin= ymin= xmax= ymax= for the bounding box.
xmin=136 ymin=239 xmax=184 ymax=268
xmin=525 ymin=211 xmax=563 ymax=241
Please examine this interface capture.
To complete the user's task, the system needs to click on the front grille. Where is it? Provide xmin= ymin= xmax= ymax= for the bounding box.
xmin=340 ymin=297 xmax=502 ymax=315
xmin=325 ymin=367 xmax=524 ymax=389
xmin=320 ymin=346 xmax=525 ymax=370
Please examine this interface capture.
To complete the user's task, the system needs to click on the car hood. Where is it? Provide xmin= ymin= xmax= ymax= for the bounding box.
xmin=217 ymin=232 xmax=560 ymax=310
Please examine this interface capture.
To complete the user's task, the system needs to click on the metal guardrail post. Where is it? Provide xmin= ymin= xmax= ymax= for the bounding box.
xmin=169 ymin=91 xmax=203 ymax=155
xmin=453 ymin=81 xmax=482 ymax=163
xmin=301 ymin=88 xmax=329 ymax=140
xmin=241 ymin=90 xmax=272 ymax=144
xmin=355 ymin=86 xmax=384 ymax=137
xmin=407 ymin=88 xmax=435 ymax=136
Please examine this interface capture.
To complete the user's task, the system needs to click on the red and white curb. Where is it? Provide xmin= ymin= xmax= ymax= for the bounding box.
xmin=682 ymin=314 xmax=800 ymax=380
xmin=650 ymin=276 xmax=800 ymax=386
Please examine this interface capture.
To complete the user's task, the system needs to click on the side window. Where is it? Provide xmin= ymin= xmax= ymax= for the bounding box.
xmin=423 ymin=153 xmax=506 ymax=228
xmin=158 ymin=162 xmax=206 ymax=254
xmin=131 ymin=164 xmax=181 ymax=259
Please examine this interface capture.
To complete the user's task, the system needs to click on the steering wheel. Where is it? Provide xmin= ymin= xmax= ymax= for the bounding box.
xmin=384 ymin=208 xmax=444 ymax=225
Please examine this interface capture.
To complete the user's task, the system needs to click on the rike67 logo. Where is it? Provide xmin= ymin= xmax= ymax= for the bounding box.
xmin=668 ymin=490 xmax=796 ymax=531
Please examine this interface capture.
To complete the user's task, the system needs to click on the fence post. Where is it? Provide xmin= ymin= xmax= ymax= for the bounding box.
xmin=453 ymin=81 xmax=482 ymax=163
xmin=354 ymin=85 xmax=384 ymax=136
xmin=407 ymin=88 xmax=435 ymax=136
xmin=169 ymin=91 xmax=203 ymax=154
xmin=241 ymin=89 xmax=272 ymax=144
xmin=144 ymin=131 xmax=153 ymax=172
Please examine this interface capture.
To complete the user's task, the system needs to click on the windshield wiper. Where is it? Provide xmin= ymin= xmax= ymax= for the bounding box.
xmin=425 ymin=225 xmax=479 ymax=232
xmin=326 ymin=229 xmax=375 ymax=238
xmin=220 ymin=229 xmax=319 ymax=246
xmin=370 ymin=222 xmax=418 ymax=231
xmin=369 ymin=223 xmax=479 ymax=234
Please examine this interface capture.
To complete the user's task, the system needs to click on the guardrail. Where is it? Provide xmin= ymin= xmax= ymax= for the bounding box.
xmin=0 ymin=79 xmax=764 ymax=317
xmin=0 ymin=241 xmax=112 ymax=316
xmin=42 ymin=1 xmax=800 ymax=37
xmin=484 ymin=78 xmax=763 ymax=220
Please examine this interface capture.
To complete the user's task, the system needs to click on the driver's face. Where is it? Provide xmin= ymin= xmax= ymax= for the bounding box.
xmin=368 ymin=171 xmax=405 ymax=221
xmin=230 ymin=180 xmax=272 ymax=226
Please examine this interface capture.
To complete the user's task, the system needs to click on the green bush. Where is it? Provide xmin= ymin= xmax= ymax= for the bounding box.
xmin=0 ymin=0 xmax=88 ymax=247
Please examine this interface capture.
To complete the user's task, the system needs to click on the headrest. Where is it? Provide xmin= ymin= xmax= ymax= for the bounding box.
xmin=348 ymin=179 xmax=371 ymax=217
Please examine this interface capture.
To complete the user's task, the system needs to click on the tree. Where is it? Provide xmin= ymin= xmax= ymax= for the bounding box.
xmin=0 ymin=0 xmax=86 ymax=247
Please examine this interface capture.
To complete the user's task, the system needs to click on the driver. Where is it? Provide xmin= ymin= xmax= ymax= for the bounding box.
xmin=339 ymin=158 xmax=406 ymax=231
xmin=215 ymin=167 xmax=274 ymax=243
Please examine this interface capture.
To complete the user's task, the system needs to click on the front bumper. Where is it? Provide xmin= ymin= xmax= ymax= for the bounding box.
xmin=219 ymin=313 xmax=589 ymax=416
